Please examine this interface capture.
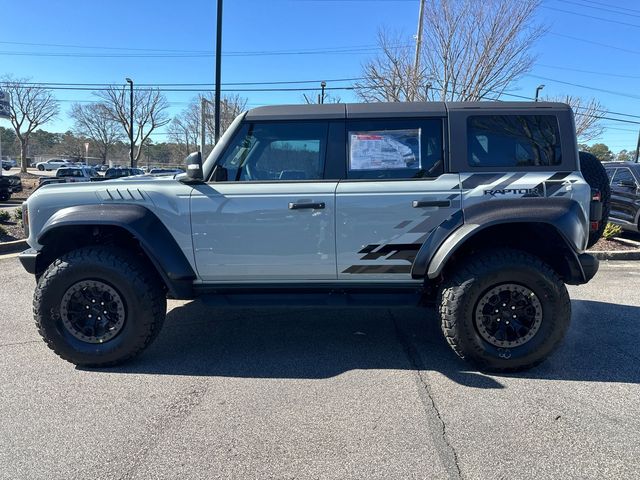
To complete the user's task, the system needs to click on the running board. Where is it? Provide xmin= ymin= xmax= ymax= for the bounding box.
xmin=195 ymin=284 xmax=429 ymax=308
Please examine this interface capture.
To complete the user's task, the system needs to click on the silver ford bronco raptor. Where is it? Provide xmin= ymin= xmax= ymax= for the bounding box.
xmin=18 ymin=102 xmax=607 ymax=371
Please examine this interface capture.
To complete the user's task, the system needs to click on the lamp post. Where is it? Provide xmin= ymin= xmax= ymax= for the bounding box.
xmin=125 ymin=78 xmax=134 ymax=167
xmin=214 ymin=0 xmax=223 ymax=144
xmin=535 ymin=84 xmax=545 ymax=102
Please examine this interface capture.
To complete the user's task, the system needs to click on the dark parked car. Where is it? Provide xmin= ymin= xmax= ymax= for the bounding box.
xmin=0 ymin=174 xmax=22 ymax=201
xmin=603 ymin=162 xmax=640 ymax=233
xmin=104 ymin=167 xmax=144 ymax=179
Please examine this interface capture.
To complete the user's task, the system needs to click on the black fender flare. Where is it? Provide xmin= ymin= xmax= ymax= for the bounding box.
xmin=411 ymin=198 xmax=590 ymax=283
xmin=37 ymin=204 xmax=196 ymax=298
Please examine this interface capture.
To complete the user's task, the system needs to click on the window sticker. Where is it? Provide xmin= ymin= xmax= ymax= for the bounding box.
xmin=349 ymin=129 xmax=421 ymax=171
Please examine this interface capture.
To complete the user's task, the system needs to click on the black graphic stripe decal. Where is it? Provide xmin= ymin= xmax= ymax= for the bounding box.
xmin=360 ymin=244 xmax=420 ymax=261
xmin=461 ymin=174 xmax=505 ymax=190
xmin=343 ymin=265 xmax=412 ymax=274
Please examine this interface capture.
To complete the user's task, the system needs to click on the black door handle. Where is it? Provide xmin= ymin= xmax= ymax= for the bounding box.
xmin=289 ymin=202 xmax=325 ymax=210
xmin=412 ymin=200 xmax=451 ymax=208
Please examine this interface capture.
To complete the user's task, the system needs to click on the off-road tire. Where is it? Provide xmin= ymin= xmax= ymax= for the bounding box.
xmin=439 ymin=249 xmax=571 ymax=372
xmin=579 ymin=151 xmax=610 ymax=248
xmin=34 ymin=246 xmax=167 ymax=367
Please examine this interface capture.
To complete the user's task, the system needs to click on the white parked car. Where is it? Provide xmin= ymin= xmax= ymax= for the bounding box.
xmin=35 ymin=159 xmax=71 ymax=171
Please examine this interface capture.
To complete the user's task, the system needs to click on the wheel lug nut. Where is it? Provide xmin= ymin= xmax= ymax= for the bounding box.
xmin=502 ymin=303 xmax=506 ymax=307
xmin=513 ymin=315 xmax=517 ymax=319
xmin=495 ymin=309 xmax=499 ymax=313
xmin=88 ymin=314 xmax=92 ymax=318
xmin=511 ymin=306 xmax=516 ymax=310
xmin=92 ymin=300 xmax=96 ymax=303
xmin=103 ymin=311 xmax=107 ymax=314
xmin=86 ymin=306 xmax=90 ymax=309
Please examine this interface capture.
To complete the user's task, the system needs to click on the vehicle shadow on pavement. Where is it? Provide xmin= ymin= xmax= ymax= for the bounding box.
xmin=95 ymin=299 xmax=640 ymax=387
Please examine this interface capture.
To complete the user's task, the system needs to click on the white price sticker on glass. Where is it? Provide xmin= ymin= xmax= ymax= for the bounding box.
xmin=349 ymin=129 xmax=421 ymax=171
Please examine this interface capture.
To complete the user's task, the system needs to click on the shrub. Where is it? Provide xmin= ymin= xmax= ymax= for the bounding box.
xmin=12 ymin=208 xmax=22 ymax=225
xmin=603 ymin=223 xmax=622 ymax=240
xmin=0 ymin=210 xmax=10 ymax=223
xmin=0 ymin=224 xmax=6 ymax=236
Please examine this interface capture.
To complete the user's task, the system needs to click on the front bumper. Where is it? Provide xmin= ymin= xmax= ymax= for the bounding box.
xmin=18 ymin=248 xmax=39 ymax=275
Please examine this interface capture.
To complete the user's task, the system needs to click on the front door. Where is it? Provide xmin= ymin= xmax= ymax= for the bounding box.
xmin=336 ymin=117 xmax=461 ymax=281
xmin=191 ymin=121 xmax=337 ymax=282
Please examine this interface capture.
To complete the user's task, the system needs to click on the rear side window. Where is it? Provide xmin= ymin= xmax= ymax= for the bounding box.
xmin=467 ymin=115 xmax=562 ymax=168
xmin=346 ymin=118 xmax=443 ymax=179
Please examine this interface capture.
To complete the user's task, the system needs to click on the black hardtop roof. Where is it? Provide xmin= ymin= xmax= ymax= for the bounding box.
xmin=245 ymin=101 xmax=571 ymax=121
xmin=602 ymin=161 xmax=640 ymax=170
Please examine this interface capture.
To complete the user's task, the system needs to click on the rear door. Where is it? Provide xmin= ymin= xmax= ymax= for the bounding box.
xmin=336 ymin=117 xmax=461 ymax=281
xmin=191 ymin=120 xmax=338 ymax=282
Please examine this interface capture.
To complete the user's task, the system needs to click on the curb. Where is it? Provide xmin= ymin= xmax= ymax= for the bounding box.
xmin=586 ymin=249 xmax=640 ymax=261
xmin=0 ymin=239 xmax=27 ymax=254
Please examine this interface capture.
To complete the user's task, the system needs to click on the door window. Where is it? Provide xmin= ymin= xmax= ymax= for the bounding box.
xmin=467 ymin=115 xmax=562 ymax=168
xmin=612 ymin=168 xmax=637 ymax=188
xmin=215 ymin=122 xmax=328 ymax=181
xmin=346 ymin=119 xmax=443 ymax=179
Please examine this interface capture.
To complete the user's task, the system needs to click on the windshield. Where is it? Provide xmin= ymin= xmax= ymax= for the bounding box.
xmin=202 ymin=112 xmax=246 ymax=180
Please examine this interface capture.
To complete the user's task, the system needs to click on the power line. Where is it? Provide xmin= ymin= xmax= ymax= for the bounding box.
xmin=549 ymin=32 xmax=640 ymax=56
xmin=562 ymin=0 xmax=640 ymax=15
xmin=536 ymin=63 xmax=640 ymax=80
xmin=553 ymin=0 xmax=640 ymax=19
xmin=527 ymin=74 xmax=640 ymax=101
xmin=542 ymin=5 xmax=640 ymax=29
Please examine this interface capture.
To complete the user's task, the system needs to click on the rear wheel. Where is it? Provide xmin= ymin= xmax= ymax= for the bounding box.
xmin=579 ymin=151 xmax=611 ymax=248
xmin=34 ymin=246 xmax=167 ymax=367
xmin=439 ymin=249 xmax=571 ymax=371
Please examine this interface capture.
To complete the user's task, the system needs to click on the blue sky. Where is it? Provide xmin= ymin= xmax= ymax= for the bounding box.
xmin=1 ymin=0 xmax=639 ymax=152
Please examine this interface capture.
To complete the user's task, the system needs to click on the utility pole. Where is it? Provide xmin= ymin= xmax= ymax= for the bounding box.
xmin=634 ymin=128 xmax=640 ymax=163
xmin=413 ymin=0 xmax=426 ymax=100
xmin=214 ymin=0 xmax=223 ymax=144
xmin=125 ymin=78 xmax=134 ymax=167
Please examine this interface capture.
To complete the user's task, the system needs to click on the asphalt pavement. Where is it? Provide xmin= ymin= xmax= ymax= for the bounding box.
xmin=0 ymin=255 xmax=638 ymax=479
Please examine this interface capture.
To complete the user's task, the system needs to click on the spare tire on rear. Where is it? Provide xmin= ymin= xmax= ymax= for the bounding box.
xmin=579 ymin=151 xmax=610 ymax=248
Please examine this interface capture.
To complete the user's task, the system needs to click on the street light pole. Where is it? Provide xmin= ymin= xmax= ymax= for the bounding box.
xmin=214 ymin=0 xmax=223 ymax=144
xmin=320 ymin=81 xmax=326 ymax=104
xmin=125 ymin=78 xmax=134 ymax=167
xmin=535 ymin=84 xmax=545 ymax=102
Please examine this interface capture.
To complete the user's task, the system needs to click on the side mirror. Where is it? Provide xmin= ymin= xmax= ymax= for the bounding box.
xmin=211 ymin=164 xmax=228 ymax=182
xmin=185 ymin=152 xmax=203 ymax=181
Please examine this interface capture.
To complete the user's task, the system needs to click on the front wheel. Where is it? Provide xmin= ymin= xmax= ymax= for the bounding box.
xmin=439 ymin=249 xmax=571 ymax=372
xmin=34 ymin=246 xmax=167 ymax=366
xmin=37 ymin=164 xmax=45 ymax=171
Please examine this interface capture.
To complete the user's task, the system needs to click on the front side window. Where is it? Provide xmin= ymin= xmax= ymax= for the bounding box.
xmin=612 ymin=168 xmax=637 ymax=187
xmin=467 ymin=115 xmax=562 ymax=168
xmin=215 ymin=121 xmax=328 ymax=182
xmin=346 ymin=119 xmax=443 ymax=179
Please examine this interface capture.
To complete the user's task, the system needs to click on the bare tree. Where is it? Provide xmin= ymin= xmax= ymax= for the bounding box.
xmin=96 ymin=86 xmax=170 ymax=166
xmin=70 ymin=102 xmax=123 ymax=164
xmin=355 ymin=31 xmax=425 ymax=102
xmin=356 ymin=0 xmax=545 ymax=102
xmin=1 ymin=76 xmax=59 ymax=172
xmin=167 ymin=102 xmax=201 ymax=158
xmin=543 ymin=95 xmax=606 ymax=142
xmin=202 ymin=93 xmax=248 ymax=140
